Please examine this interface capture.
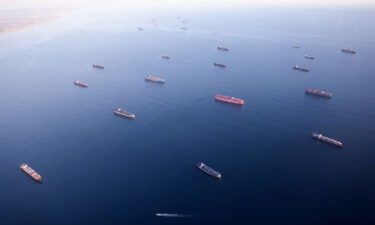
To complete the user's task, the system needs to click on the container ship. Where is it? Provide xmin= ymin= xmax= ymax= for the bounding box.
xmin=74 ymin=81 xmax=88 ymax=87
xmin=342 ymin=49 xmax=356 ymax=54
xmin=197 ymin=162 xmax=221 ymax=179
xmin=113 ymin=108 xmax=135 ymax=119
xmin=215 ymin=94 xmax=244 ymax=105
xmin=293 ymin=65 xmax=309 ymax=72
xmin=217 ymin=46 xmax=230 ymax=51
xmin=19 ymin=163 xmax=42 ymax=182
xmin=304 ymin=55 xmax=314 ymax=59
xmin=214 ymin=62 xmax=226 ymax=68
xmin=144 ymin=76 xmax=166 ymax=83
xmin=312 ymin=133 xmax=343 ymax=148
xmin=305 ymin=89 xmax=332 ymax=98
xmin=92 ymin=64 xmax=104 ymax=69
xmin=161 ymin=55 xmax=171 ymax=59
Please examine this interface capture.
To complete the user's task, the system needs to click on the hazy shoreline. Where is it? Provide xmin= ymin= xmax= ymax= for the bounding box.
xmin=0 ymin=8 xmax=69 ymax=35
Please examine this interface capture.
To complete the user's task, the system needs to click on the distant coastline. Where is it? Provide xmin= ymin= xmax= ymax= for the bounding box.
xmin=0 ymin=8 xmax=69 ymax=35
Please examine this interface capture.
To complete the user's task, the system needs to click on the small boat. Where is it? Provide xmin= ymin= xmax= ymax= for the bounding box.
xmin=213 ymin=62 xmax=226 ymax=68
xmin=312 ymin=133 xmax=343 ymax=148
xmin=74 ymin=81 xmax=88 ymax=87
xmin=305 ymin=89 xmax=332 ymax=98
xmin=293 ymin=65 xmax=309 ymax=72
xmin=92 ymin=64 xmax=104 ymax=69
xmin=292 ymin=44 xmax=301 ymax=49
xmin=215 ymin=94 xmax=244 ymax=105
xmin=217 ymin=46 xmax=230 ymax=51
xmin=137 ymin=27 xmax=144 ymax=31
xmin=161 ymin=55 xmax=171 ymax=59
xmin=155 ymin=213 xmax=191 ymax=217
xmin=113 ymin=108 xmax=135 ymax=119
xmin=197 ymin=162 xmax=221 ymax=179
xmin=342 ymin=48 xmax=357 ymax=54
xmin=181 ymin=27 xmax=187 ymax=30
xmin=304 ymin=55 xmax=314 ymax=59
xmin=19 ymin=163 xmax=42 ymax=182
xmin=144 ymin=76 xmax=166 ymax=83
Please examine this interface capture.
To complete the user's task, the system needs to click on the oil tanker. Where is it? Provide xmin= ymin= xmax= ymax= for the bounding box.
xmin=215 ymin=94 xmax=244 ymax=105
xmin=74 ymin=81 xmax=88 ymax=87
xmin=214 ymin=62 xmax=226 ymax=68
xmin=92 ymin=64 xmax=104 ymax=69
xmin=144 ymin=76 xmax=166 ymax=83
xmin=341 ymin=49 xmax=357 ymax=54
xmin=293 ymin=65 xmax=309 ymax=72
xmin=113 ymin=108 xmax=135 ymax=119
xmin=197 ymin=162 xmax=221 ymax=179
xmin=312 ymin=133 xmax=343 ymax=148
xmin=19 ymin=163 xmax=42 ymax=182
xmin=217 ymin=46 xmax=230 ymax=51
xmin=305 ymin=89 xmax=332 ymax=98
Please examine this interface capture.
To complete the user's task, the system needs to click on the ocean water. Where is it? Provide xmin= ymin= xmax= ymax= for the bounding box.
xmin=0 ymin=4 xmax=375 ymax=225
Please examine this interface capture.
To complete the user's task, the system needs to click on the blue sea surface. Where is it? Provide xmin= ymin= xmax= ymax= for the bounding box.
xmin=0 ymin=4 xmax=375 ymax=225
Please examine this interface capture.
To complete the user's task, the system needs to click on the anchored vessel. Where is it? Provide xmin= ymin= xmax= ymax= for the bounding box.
xmin=312 ymin=133 xmax=343 ymax=148
xmin=341 ymin=49 xmax=357 ymax=54
xmin=144 ymin=76 xmax=166 ymax=83
xmin=215 ymin=94 xmax=244 ymax=105
xmin=304 ymin=55 xmax=314 ymax=59
xmin=74 ymin=81 xmax=88 ymax=87
xmin=305 ymin=89 xmax=332 ymax=98
xmin=92 ymin=64 xmax=104 ymax=69
xmin=113 ymin=108 xmax=135 ymax=119
xmin=217 ymin=46 xmax=230 ymax=51
xmin=19 ymin=163 xmax=42 ymax=182
xmin=293 ymin=65 xmax=309 ymax=72
xmin=197 ymin=162 xmax=221 ymax=179
xmin=161 ymin=55 xmax=171 ymax=59
xmin=214 ymin=62 xmax=226 ymax=68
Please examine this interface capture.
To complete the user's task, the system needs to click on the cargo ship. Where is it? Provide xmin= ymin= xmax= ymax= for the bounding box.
xmin=74 ymin=81 xmax=88 ymax=87
xmin=215 ymin=94 xmax=244 ymax=105
xmin=312 ymin=133 xmax=343 ymax=148
xmin=293 ymin=65 xmax=309 ymax=72
xmin=304 ymin=55 xmax=314 ymax=59
xmin=305 ymin=89 xmax=332 ymax=98
xmin=144 ymin=75 xmax=166 ymax=83
xmin=292 ymin=44 xmax=300 ymax=49
xmin=113 ymin=108 xmax=135 ymax=119
xmin=214 ymin=62 xmax=226 ymax=68
xmin=92 ymin=64 xmax=104 ymax=69
xmin=161 ymin=55 xmax=171 ymax=59
xmin=19 ymin=163 xmax=42 ymax=182
xmin=197 ymin=162 xmax=221 ymax=179
xmin=217 ymin=46 xmax=230 ymax=51
xmin=341 ymin=49 xmax=356 ymax=54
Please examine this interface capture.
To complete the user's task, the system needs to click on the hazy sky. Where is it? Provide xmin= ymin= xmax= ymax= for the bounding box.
xmin=1 ymin=0 xmax=374 ymax=9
